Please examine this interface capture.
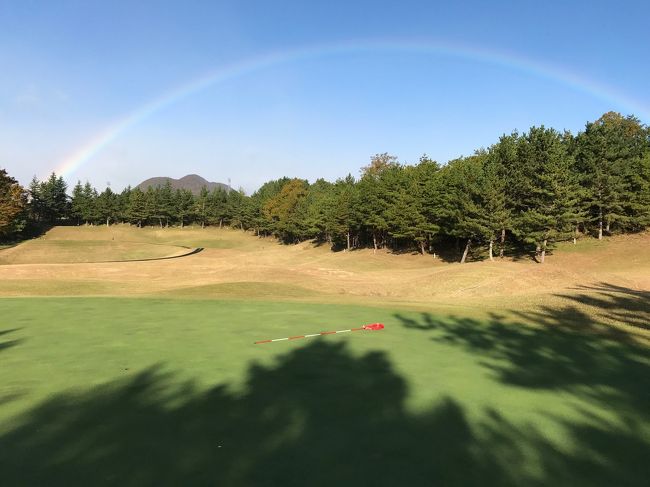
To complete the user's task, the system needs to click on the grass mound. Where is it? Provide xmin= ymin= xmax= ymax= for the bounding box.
xmin=0 ymin=239 xmax=190 ymax=264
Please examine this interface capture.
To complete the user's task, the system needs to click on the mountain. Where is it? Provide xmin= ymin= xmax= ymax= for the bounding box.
xmin=136 ymin=174 xmax=231 ymax=195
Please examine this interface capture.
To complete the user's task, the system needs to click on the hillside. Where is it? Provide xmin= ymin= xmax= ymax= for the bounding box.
xmin=1 ymin=226 xmax=648 ymax=340
xmin=136 ymin=174 xmax=230 ymax=194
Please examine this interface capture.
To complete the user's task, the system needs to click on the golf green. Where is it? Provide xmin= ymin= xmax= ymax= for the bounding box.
xmin=0 ymin=297 xmax=648 ymax=486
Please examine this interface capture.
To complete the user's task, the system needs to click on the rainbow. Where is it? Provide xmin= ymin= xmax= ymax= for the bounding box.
xmin=54 ymin=39 xmax=650 ymax=180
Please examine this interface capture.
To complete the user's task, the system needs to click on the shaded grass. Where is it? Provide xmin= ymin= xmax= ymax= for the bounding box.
xmin=0 ymin=297 xmax=648 ymax=486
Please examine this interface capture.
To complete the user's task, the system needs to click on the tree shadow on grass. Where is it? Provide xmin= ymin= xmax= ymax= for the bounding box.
xmin=555 ymin=282 xmax=650 ymax=331
xmin=396 ymin=298 xmax=650 ymax=415
xmin=1 ymin=338 xmax=648 ymax=486
xmin=0 ymin=328 xmax=23 ymax=354
xmin=396 ymin=293 xmax=650 ymax=486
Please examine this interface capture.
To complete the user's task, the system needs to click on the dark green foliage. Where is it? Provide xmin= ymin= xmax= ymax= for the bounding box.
xmin=29 ymin=173 xmax=68 ymax=223
xmin=174 ymin=189 xmax=194 ymax=228
xmin=575 ymin=112 xmax=649 ymax=237
xmin=5 ymin=112 xmax=649 ymax=261
xmin=513 ymin=127 xmax=583 ymax=261
xmin=95 ymin=188 xmax=119 ymax=226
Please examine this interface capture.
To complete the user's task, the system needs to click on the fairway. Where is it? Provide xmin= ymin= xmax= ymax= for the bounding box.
xmin=1 ymin=227 xmax=649 ymax=486
xmin=1 ymin=296 xmax=649 ymax=486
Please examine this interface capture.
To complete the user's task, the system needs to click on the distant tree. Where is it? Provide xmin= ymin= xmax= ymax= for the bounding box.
xmin=194 ymin=187 xmax=210 ymax=228
xmin=174 ymin=189 xmax=195 ymax=228
xmin=357 ymin=171 xmax=390 ymax=252
xmin=225 ymin=189 xmax=248 ymax=230
xmin=157 ymin=181 xmax=174 ymax=227
xmin=144 ymin=187 xmax=158 ymax=227
xmin=82 ymin=182 xmax=99 ymax=224
xmin=327 ymin=175 xmax=360 ymax=251
xmin=96 ymin=187 xmax=119 ymax=226
xmin=126 ymin=188 xmax=148 ymax=227
xmin=263 ymin=178 xmax=308 ymax=242
xmin=0 ymin=168 xmax=27 ymax=238
xmin=117 ymin=187 xmax=131 ymax=223
xmin=301 ymin=178 xmax=335 ymax=243
xmin=249 ymin=178 xmax=291 ymax=236
xmin=70 ymin=181 xmax=85 ymax=225
xmin=28 ymin=173 xmax=68 ymax=223
xmin=207 ymin=188 xmax=229 ymax=228
xmin=361 ymin=152 xmax=399 ymax=177
xmin=70 ymin=181 xmax=97 ymax=225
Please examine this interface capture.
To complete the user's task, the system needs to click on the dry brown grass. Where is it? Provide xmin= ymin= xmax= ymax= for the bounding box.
xmin=1 ymin=225 xmax=649 ymax=328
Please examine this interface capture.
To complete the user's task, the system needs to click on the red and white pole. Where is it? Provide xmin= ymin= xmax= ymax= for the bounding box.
xmin=254 ymin=323 xmax=384 ymax=344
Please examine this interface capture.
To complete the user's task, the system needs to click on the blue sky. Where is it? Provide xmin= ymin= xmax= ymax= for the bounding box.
xmin=1 ymin=0 xmax=649 ymax=193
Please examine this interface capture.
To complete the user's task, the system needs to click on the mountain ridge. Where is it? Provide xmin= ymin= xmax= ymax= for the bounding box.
xmin=136 ymin=174 xmax=230 ymax=194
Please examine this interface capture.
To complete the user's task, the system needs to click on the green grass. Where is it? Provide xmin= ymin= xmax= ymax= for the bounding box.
xmin=0 ymin=297 xmax=648 ymax=486
xmin=158 ymin=281 xmax=320 ymax=299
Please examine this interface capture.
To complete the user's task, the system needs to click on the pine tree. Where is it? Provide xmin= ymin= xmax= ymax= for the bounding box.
xmin=174 ymin=189 xmax=195 ymax=228
xmin=515 ymin=126 xmax=582 ymax=263
xmin=327 ymin=175 xmax=359 ymax=251
xmin=96 ymin=187 xmax=119 ymax=226
xmin=82 ymin=182 xmax=98 ymax=224
xmin=195 ymin=187 xmax=210 ymax=228
xmin=575 ymin=112 xmax=647 ymax=238
xmin=70 ymin=181 xmax=85 ymax=225
xmin=436 ymin=155 xmax=491 ymax=263
xmin=126 ymin=188 xmax=148 ymax=227
xmin=481 ymin=155 xmax=511 ymax=260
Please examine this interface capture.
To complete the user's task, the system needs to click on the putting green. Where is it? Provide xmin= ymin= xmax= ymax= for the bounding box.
xmin=0 ymin=297 xmax=648 ymax=486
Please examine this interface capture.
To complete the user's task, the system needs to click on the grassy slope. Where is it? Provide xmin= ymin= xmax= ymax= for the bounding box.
xmin=0 ymin=227 xmax=195 ymax=265
xmin=0 ymin=226 xmax=649 ymax=485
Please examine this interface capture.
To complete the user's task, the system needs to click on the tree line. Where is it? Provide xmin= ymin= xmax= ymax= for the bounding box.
xmin=1 ymin=112 xmax=649 ymax=262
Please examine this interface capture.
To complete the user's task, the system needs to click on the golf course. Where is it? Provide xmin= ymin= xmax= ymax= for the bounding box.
xmin=1 ymin=226 xmax=648 ymax=486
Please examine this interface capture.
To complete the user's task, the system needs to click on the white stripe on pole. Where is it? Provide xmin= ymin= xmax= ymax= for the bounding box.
xmin=272 ymin=338 xmax=289 ymax=342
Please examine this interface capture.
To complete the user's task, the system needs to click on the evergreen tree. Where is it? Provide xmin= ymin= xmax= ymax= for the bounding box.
xmin=621 ymin=150 xmax=650 ymax=230
xmin=70 ymin=181 xmax=85 ymax=225
xmin=81 ymin=182 xmax=98 ymax=224
xmin=481 ymin=154 xmax=512 ymax=260
xmin=515 ymin=127 xmax=582 ymax=263
xmin=28 ymin=173 xmax=68 ymax=223
xmin=174 ymin=189 xmax=195 ymax=228
xmin=357 ymin=171 xmax=390 ymax=252
xmin=96 ymin=187 xmax=119 ymax=226
xmin=157 ymin=181 xmax=174 ymax=227
xmin=126 ymin=188 xmax=148 ymax=227
xmin=575 ymin=112 xmax=647 ymax=238
xmin=194 ymin=187 xmax=210 ymax=228
xmin=438 ymin=155 xmax=492 ymax=263
xmin=327 ymin=175 xmax=359 ymax=251
xmin=301 ymin=179 xmax=335 ymax=243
